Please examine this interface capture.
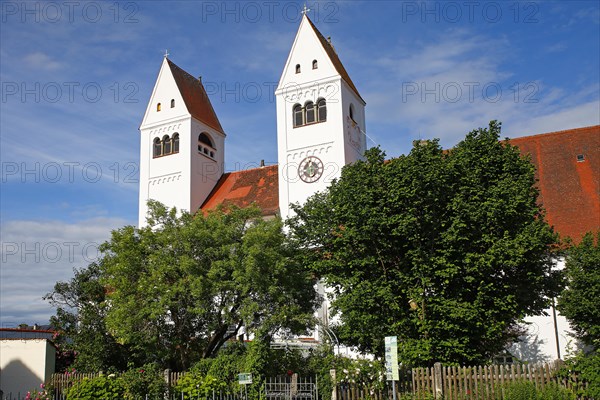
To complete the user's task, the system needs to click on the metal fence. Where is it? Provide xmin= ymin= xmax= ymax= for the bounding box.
xmin=265 ymin=375 xmax=318 ymax=400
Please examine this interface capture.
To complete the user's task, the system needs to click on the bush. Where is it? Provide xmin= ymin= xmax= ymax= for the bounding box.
xmin=66 ymin=374 xmax=125 ymax=400
xmin=558 ymin=350 xmax=600 ymax=399
xmin=303 ymin=345 xmax=388 ymax=400
xmin=174 ymin=344 xmax=248 ymax=399
xmin=121 ymin=363 xmax=167 ymax=400
xmin=24 ymin=384 xmax=52 ymax=400
xmin=175 ymin=373 xmax=225 ymax=400
xmin=502 ymin=380 xmax=575 ymax=400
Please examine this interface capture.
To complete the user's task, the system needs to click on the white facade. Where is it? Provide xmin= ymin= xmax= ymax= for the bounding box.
xmin=138 ymin=58 xmax=225 ymax=227
xmin=275 ymin=14 xmax=366 ymax=220
xmin=0 ymin=339 xmax=56 ymax=396
xmin=510 ymin=259 xmax=578 ymax=363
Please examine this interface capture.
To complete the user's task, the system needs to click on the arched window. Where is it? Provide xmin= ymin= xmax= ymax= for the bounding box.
xmin=312 ymin=60 xmax=318 ymax=69
xmin=170 ymin=99 xmax=175 ymax=108
xmin=157 ymin=103 xmax=161 ymax=112
xmin=198 ymin=132 xmax=215 ymax=158
xmin=198 ymin=132 xmax=214 ymax=148
xmin=293 ymin=104 xmax=303 ymax=127
xmin=317 ymin=98 xmax=327 ymax=122
xmin=162 ymin=134 xmax=171 ymax=154
xmin=349 ymin=103 xmax=355 ymax=121
xmin=153 ymin=137 xmax=162 ymax=158
xmin=172 ymin=133 xmax=179 ymax=154
xmin=295 ymin=64 xmax=301 ymax=74
xmin=305 ymin=101 xmax=315 ymax=124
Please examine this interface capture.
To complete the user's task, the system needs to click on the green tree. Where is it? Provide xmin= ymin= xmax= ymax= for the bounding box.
xmin=557 ymin=231 xmax=600 ymax=346
xmin=288 ymin=121 xmax=561 ymax=366
xmin=45 ymin=263 xmax=130 ymax=372
xmin=99 ymin=201 xmax=318 ymax=370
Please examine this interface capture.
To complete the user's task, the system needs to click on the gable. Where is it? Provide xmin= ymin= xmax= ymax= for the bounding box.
xmin=140 ymin=58 xmax=225 ymax=134
xmin=140 ymin=58 xmax=188 ymax=127
xmin=277 ymin=15 xmax=364 ymax=103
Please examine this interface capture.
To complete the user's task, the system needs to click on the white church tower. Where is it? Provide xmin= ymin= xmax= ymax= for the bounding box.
xmin=275 ymin=14 xmax=367 ymax=220
xmin=138 ymin=57 xmax=226 ymax=226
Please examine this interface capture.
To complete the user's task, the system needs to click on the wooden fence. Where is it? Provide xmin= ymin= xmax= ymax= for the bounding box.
xmin=51 ymin=372 xmax=102 ymax=396
xmin=415 ymin=362 xmax=562 ymax=399
xmin=334 ymin=361 xmax=584 ymax=400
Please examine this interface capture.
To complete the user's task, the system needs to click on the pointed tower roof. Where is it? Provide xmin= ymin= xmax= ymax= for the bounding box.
xmin=166 ymin=59 xmax=225 ymax=134
xmin=304 ymin=15 xmax=364 ymax=103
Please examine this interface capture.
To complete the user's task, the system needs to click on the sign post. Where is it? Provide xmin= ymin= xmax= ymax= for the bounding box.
xmin=385 ymin=336 xmax=399 ymax=400
xmin=238 ymin=373 xmax=252 ymax=400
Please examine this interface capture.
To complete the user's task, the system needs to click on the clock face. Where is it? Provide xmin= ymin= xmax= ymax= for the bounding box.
xmin=298 ymin=156 xmax=324 ymax=183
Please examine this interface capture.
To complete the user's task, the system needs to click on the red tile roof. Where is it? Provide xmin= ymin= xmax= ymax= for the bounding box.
xmin=201 ymin=165 xmax=279 ymax=216
xmin=305 ymin=16 xmax=365 ymax=104
xmin=510 ymin=125 xmax=599 ymax=244
xmin=167 ymin=59 xmax=225 ymax=134
xmin=200 ymin=126 xmax=599 ymax=244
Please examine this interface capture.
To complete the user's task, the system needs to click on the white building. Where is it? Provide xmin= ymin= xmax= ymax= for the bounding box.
xmin=0 ymin=337 xmax=56 ymax=396
xmin=137 ymin=14 xmax=600 ymax=361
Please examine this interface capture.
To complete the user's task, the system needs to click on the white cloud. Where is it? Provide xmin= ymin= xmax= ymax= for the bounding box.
xmin=23 ymin=52 xmax=62 ymax=71
xmin=504 ymin=100 xmax=600 ymax=137
xmin=545 ymin=42 xmax=568 ymax=53
xmin=360 ymin=28 xmax=599 ymax=151
xmin=0 ymin=217 xmax=131 ymax=326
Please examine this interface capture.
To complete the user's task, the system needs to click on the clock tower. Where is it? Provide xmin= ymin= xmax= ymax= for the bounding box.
xmin=275 ymin=14 xmax=367 ymax=219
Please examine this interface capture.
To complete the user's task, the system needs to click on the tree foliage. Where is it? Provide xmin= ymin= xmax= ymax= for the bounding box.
xmin=557 ymin=231 xmax=600 ymax=347
xmin=288 ymin=121 xmax=561 ymax=366
xmin=45 ymin=262 xmax=130 ymax=372
xmin=47 ymin=202 xmax=318 ymax=371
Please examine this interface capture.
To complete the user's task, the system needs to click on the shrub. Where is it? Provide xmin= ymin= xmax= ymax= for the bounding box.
xmin=303 ymin=346 xmax=388 ymax=400
xmin=24 ymin=383 xmax=52 ymax=400
xmin=558 ymin=350 xmax=600 ymax=399
xmin=174 ymin=372 xmax=225 ymax=400
xmin=66 ymin=374 xmax=125 ymax=400
xmin=121 ymin=363 xmax=167 ymax=400
xmin=174 ymin=344 xmax=247 ymax=400
xmin=502 ymin=380 xmax=575 ymax=400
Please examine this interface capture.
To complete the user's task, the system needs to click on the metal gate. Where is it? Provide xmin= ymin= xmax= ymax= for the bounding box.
xmin=264 ymin=375 xmax=318 ymax=400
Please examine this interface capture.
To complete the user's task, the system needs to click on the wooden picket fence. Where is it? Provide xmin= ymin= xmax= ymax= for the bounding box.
xmin=335 ymin=361 xmax=585 ymax=400
xmin=50 ymin=372 xmax=103 ymax=395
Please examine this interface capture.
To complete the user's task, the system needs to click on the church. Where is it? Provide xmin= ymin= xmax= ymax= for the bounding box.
xmin=137 ymin=14 xmax=600 ymax=361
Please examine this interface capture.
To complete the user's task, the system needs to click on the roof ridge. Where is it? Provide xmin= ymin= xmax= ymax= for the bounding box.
xmin=226 ymin=164 xmax=278 ymax=175
xmin=304 ymin=15 xmax=365 ymax=103
xmin=509 ymin=124 xmax=600 ymax=142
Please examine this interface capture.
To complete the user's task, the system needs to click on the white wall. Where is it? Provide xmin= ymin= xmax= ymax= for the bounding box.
xmin=0 ymin=339 xmax=56 ymax=396
xmin=509 ymin=259 xmax=579 ymax=363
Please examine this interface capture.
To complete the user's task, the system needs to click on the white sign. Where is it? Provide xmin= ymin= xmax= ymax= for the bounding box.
xmin=385 ymin=336 xmax=399 ymax=381
xmin=238 ymin=373 xmax=252 ymax=385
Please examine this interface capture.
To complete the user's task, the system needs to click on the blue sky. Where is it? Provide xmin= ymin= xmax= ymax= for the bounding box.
xmin=1 ymin=1 xmax=599 ymax=326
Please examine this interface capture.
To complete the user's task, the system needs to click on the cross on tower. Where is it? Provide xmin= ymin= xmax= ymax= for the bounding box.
xmin=301 ymin=3 xmax=310 ymax=16
xmin=164 ymin=49 xmax=170 ymax=58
